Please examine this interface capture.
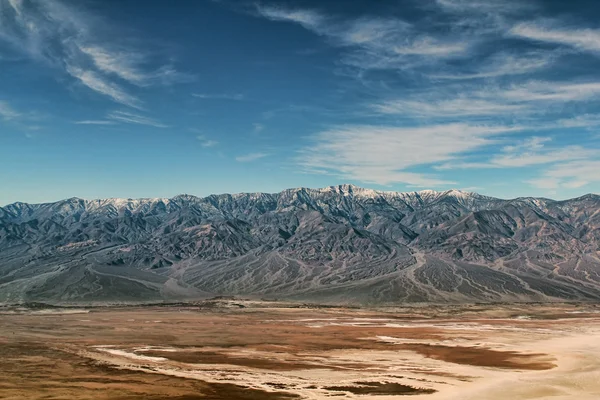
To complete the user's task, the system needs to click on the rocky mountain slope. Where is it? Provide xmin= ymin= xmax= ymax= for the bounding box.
xmin=1 ymin=184 xmax=600 ymax=304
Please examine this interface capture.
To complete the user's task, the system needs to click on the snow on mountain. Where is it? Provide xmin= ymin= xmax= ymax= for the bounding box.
xmin=1 ymin=185 xmax=599 ymax=304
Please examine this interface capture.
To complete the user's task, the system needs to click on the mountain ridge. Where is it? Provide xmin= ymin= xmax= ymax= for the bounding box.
xmin=3 ymin=184 xmax=598 ymax=211
xmin=1 ymin=184 xmax=600 ymax=304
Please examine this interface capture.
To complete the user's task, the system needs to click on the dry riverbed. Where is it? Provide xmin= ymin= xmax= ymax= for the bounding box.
xmin=1 ymin=301 xmax=600 ymax=399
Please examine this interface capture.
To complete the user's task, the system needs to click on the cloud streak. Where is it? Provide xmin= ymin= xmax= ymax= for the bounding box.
xmin=79 ymin=46 xmax=148 ymax=85
xmin=253 ymin=1 xmax=600 ymax=193
xmin=67 ymin=67 xmax=142 ymax=109
xmin=255 ymin=4 xmax=469 ymax=72
xmin=0 ymin=101 xmax=21 ymax=121
xmin=192 ymin=93 xmax=245 ymax=101
xmin=511 ymin=22 xmax=600 ymax=54
xmin=80 ymin=46 xmax=193 ymax=86
xmin=374 ymin=97 xmax=524 ymax=118
xmin=0 ymin=0 xmax=188 ymax=108
xmin=298 ymin=123 xmax=523 ymax=187
xmin=106 ymin=111 xmax=168 ymax=128
xmin=528 ymin=160 xmax=600 ymax=190
xmin=74 ymin=120 xmax=115 ymax=125
xmin=373 ymin=80 xmax=600 ymax=119
xmin=236 ymin=152 xmax=269 ymax=162
xmin=196 ymin=135 xmax=218 ymax=148
xmin=436 ymin=137 xmax=596 ymax=169
xmin=430 ymin=52 xmax=554 ymax=80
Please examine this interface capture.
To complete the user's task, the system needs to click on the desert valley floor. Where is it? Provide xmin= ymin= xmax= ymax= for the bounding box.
xmin=1 ymin=301 xmax=600 ymax=399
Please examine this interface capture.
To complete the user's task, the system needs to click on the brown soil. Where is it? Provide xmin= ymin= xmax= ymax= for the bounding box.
xmin=398 ymin=344 xmax=556 ymax=370
xmin=139 ymin=350 xmax=326 ymax=371
xmin=0 ymin=303 xmax=586 ymax=399
xmin=324 ymin=381 xmax=437 ymax=395
xmin=0 ymin=342 xmax=298 ymax=399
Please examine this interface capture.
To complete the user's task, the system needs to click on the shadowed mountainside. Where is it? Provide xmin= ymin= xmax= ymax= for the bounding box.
xmin=1 ymin=184 xmax=600 ymax=304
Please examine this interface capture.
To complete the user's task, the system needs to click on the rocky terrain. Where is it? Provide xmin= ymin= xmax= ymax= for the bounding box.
xmin=1 ymin=184 xmax=600 ymax=304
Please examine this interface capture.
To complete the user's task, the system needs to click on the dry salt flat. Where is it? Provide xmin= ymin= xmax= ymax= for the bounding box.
xmin=1 ymin=302 xmax=600 ymax=399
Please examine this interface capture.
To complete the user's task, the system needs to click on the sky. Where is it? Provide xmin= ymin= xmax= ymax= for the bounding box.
xmin=2 ymin=0 xmax=600 ymax=205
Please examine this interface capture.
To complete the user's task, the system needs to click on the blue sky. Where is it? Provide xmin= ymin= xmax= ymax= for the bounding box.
xmin=2 ymin=0 xmax=600 ymax=205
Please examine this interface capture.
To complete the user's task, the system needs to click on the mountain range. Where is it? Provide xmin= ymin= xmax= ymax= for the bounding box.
xmin=1 ymin=184 xmax=600 ymax=304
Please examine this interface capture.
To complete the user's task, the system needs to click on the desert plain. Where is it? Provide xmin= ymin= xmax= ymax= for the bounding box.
xmin=1 ymin=300 xmax=600 ymax=399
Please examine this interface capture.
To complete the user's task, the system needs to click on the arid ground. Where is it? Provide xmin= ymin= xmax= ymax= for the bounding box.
xmin=1 ymin=301 xmax=600 ymax=399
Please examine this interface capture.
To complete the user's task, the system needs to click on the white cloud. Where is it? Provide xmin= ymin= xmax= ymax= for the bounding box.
xmin=501 ymin=81 xmax=600 ymax=102
xmin=557 ymin=114 xmax=600 ymax=128
xmin=298 ymin=123 xmax=522 ymax=186
xmin=528 ymin=160 xmax=600 ymax=190
xmin=151 ymin=66 xmax=194 ymax=86
xmin=511 ymin=22 xmax=600 ymax=53
xmin=256 ymin=7 xmax=324 ymax=30
xmin=74 ymin=120 xmax=114 ymax=125
xmin=76 ymin=111 xmax=167 ymax=127
xmin=67 ymin=66 xmax=142 ymax=109
xmin=0 ymin=0 xmax=187 ymax=107
xmin=0 ymin=101 xmax=41 ymax=131
xmin=0 ymin=101 xmax=21 ymax=120
xmin=436 ymin=0 xmax=535 ymax=14
xmin=391 ymin=38 xmax=467 ymax=56
xmin=256 ymin=5 xmax=469 ymax=71
xmin=373 ymin=80 xmax=600 ymax=119
xmin=501 ymin=136 xmax=549 ymax=152
xmin=106 ymin=111 xmax=168 ymax=128
xmin=527 ymin=177 xmax=561 ymax=190
xmin=374 ymin=97 xmax=525 ymax=117
xmin=192 ymin=93 xmax=245 ymax=101
xmin=79 ymin=46 xmax=147 ymax=85
xmin=196 ymin=136 xmax=218 ymax=148
xmin=236 ymin=152 xmax=269 ymax=162
xmin=80 ymin=46 xmax=193 ymax=86
xmin=202 ymin=140 xmax=218 ymax=148
xmin=563 ymin=180 xmax=590 ymax=189
xmin=430 ymin=52 xmax=554 ymax=80
xmin=436 ymin=137 xmax=595 ymax=170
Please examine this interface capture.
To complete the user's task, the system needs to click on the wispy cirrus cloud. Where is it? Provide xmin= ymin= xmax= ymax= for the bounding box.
xmin=79 ymin=46 xmax=148 ymax=85
xmin=74 ymin=111 xmax=167 ymax=127
xmin=255 ymin=4 xmax=469 ymax=71
xmin=511 ymin=22 xmax=600 ymax=54
xmin=436 ymin=137 xmax=596 ymax=170
xmin=74 ymin=120 xmax=115 ymax=125
xmin=298 ymin=123 xmax=522 ymax=187
xmin=106 ymin=111 xmax=168 ymax=128
xmin=254 ymin=0 xmax=546 ymax=77
xmin=374 ymin=97 xmax=524 ymax=118
xmin=256 ymin=7 xmax=324 ymax=30
xmin=249 ymin=0 xmax=600 ymax=194
xmin=373 ymin=80 xmax=600 ymax=119
xmin=528 ymin=160 xmax=600 ymax=190
xmin=236 ymin=152 xmax=269 ymax=162
xmin=80 ymin=46 xmax=193 ymax=86
xmin=196 ymin=135 xmax=218 ymax=148
xmin=430 ymin=52 xmax=554 ymax=80
xmin=67 ymin=66 xmax=143 ymax=109
xmin=501 ymin=81 xmax=600 ymax=102
xmin=0 ymin=0 xmax=189 ymax=108
xmin=0 ymin=100 xmax=21 ymax=121
xmin=557 ymin=114 xmax=600 ymax=128
xmin=192 ymin=93 xmax=245 ymax=101
xmin=435 ymin=0 xmax=535 ymax=14
xmin=0 ymin=100 xmax=40 ymax=131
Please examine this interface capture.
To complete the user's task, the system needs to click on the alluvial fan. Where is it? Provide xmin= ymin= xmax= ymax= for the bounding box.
xmin=1 ymin=184 xmax=600 ymax=303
